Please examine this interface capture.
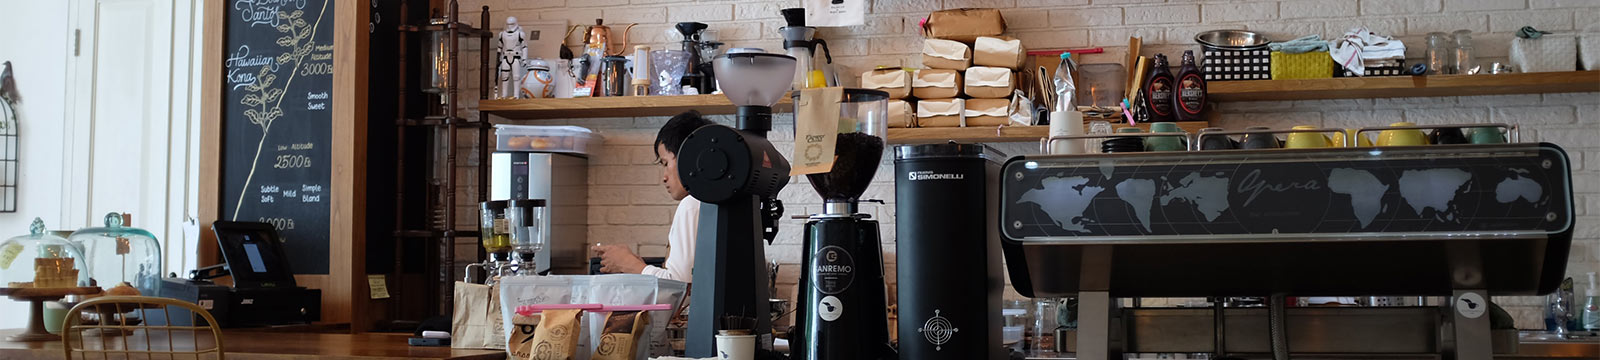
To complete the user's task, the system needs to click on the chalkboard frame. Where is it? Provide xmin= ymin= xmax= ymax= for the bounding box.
xmin=201 ymin=0 xmax=369 ymax=332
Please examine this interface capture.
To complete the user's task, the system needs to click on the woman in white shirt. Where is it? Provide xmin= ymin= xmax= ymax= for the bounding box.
xmin=591 ymin=111 xmax=713 ymax=282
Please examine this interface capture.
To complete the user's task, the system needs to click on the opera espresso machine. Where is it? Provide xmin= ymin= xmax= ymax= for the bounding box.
xmin=1001 ymin=125 xmax=1575 ymax=359
xmin=791 ymin=88 xmax=897 ymax=360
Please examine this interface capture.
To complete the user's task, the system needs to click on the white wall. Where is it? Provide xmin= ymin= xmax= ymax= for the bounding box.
xmin=0 ymin=0 xmax=71 ymax=329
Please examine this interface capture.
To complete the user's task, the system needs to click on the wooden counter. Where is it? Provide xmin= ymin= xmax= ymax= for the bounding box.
xmin=0 ymin=329 xmax=504 ymax=360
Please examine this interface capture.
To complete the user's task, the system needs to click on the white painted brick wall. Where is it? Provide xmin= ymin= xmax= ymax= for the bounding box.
xmin=449 ymin=0 xmax=1600 ymax=330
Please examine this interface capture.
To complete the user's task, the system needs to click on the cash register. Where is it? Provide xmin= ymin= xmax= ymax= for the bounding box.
xmin=157 ymin=221 xmax=321 ymax=327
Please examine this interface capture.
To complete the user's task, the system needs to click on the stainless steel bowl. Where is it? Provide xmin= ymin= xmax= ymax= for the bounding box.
xmin=1195 ymin=29 xmax=1271 ymax=49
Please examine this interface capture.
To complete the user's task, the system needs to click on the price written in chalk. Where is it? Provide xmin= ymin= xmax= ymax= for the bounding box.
xmin=274 ymin=154 xmax=313 ymax=169
xmin=259 ymin=217 xmax=296 ymax=231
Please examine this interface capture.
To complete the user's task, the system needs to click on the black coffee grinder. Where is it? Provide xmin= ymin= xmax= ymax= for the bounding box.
xmin=680 ymin=52 xmax=796 ymax=358
xmin=792 ymin=89 xmax=897 ymax=360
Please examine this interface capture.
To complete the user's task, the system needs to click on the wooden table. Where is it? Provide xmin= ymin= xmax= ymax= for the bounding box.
xmin=0 ymin=328 xmax=505 ymax=360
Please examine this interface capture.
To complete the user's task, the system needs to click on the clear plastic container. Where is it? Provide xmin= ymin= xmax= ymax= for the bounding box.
xmin=792 ymin=89 xmax=888 ymax=207
xmin=494 ymin=125 xmax=600 ymax=154
xmin=1426 ymin=32 xmax=1456 ymax=74
xmin=1453 ymin=30 xmax=1478 ymax=74
xmin=1075 ymin=64 xmax=1128 ymax=108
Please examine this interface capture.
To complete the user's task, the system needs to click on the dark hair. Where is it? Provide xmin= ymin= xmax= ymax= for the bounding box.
xmin=654 ymin=110 xmax=715 ymax=159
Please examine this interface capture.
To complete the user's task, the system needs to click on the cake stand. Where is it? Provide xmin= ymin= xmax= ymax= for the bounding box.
xmin=0 ymin=287 xmax=102 ymax=341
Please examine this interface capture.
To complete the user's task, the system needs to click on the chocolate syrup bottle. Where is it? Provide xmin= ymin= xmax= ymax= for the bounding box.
xmin=1144 ymin=54 xmax=1175 ymax=122
xmin=1175 ymin=50 xmax=1208 ymax=122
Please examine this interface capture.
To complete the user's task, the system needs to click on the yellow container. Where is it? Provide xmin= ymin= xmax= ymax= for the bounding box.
xmin=1270 ymin=51 xmax=1334 ymax=80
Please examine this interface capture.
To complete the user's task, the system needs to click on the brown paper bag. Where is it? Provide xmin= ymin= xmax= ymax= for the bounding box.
xmin=861 ymin=68 xmax=911 ymax=99
xmin=922 ymin=8 xmax=1006 ymax=43
xmin=916 ymin=98 xmax=965 ymax=127
xmin=886 ymin=100 xmax=915 ymax=128
xmin=964 ymin=98 xmax=1012 ymax=127
xmin=451 ymin=281 xmax=506 ymax=350
xmin=974 ymin=36 xmax=1026 ymax=69
xmin=792 ymin=87 xmax=844 ymax=176
xmin=591 ymin=311 xmax=652 ymax=360
xmin=529 ymin=308 xmax=584 ymax=360
xmin=921 ymin=39 xmax=973 ymax=70
xmin=508 ymin=313 xmax=542 ymax=359
xmin=912 ymin=69 xmax=962 ymax=99
xmin=964 ymin=66 xmax=1015 ymax=99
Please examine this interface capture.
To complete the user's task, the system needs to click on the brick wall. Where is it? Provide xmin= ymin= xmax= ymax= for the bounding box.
xmin=445 ymin=0 xmax=1600 ymax=329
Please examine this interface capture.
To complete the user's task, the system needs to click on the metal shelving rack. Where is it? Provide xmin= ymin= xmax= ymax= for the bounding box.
xmin=394 ymin=0 xmax=492 ymax=317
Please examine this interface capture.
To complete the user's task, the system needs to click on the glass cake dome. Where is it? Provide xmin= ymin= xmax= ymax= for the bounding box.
xmin=1 ymin=218 xmax=90 ymax=289
xmin=69 ymin=213 xmax=161 ymax=296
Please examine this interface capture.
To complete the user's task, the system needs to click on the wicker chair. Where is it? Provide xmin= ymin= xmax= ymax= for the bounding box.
xmin=61 ymin=295 xmax=225 ymax=360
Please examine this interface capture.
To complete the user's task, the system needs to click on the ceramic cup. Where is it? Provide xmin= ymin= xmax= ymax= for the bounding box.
xmin=1198 ymin=127 xmax=1237 ymax=150
xmin=1285 ymin=125 xmax=1333 ymax=149
xmin=1239 ymin=126 xmax=1282 ymax=149
xmin=1430 ymin=127 xmax=1469 ymax=144
xmin=44 ymin=301 xmax=70 ymax=334
xmin=1331 ymin=129 xmax=1374 ymax=147
xmin=1377 ymin=122 xmax=1428 ymax=146
xmin=1469 ymin=126 xmax=1507 ymax=144
xmin=716 ymin=334 xmax=756 ymax=360
xmin=1145 ymin=122 xmax=1186 ymax=151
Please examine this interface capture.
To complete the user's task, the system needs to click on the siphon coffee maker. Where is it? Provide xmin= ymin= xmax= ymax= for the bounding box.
xmin=506 ymin=199 xmax=547 ymax=276
xmin=469 ymin=200 xmax=514 ymax=284
xmin=791 ymin=89 xmax=897 ymax=360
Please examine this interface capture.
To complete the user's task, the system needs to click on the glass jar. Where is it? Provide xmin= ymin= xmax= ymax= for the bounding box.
xmin=1 ymin=218 xmax=90 ymax=289
xmin=1453 ymin=29 xmax=1478 ymax=74
xmin=507 ymin=199 xmax=547 ymax=270
xmin=68 ymin=213 xmax=162 ymax=296
xmin=479 ymin=200 xmax=512 ymax=258
xmin=1425 ymin=32 xmax=1456 ymax=74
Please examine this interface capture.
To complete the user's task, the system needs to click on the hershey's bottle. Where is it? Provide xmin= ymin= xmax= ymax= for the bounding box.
xmin=1175 ymin=50 xmax=1208 ymax=122
xmin=1144 ymin=54 xmax=1175 ymax=122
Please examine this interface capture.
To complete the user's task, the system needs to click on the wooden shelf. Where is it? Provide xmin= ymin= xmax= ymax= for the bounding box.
xmin=888 ymin=121 xmax=1211 ymax=144
xmin=1208 ymin=70 xmax=1600 ymax=101
xmin=481 ymin=94 xmax=794 ymax=120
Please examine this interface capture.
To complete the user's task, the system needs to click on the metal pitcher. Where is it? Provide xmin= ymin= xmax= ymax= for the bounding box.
xmin=582 ymin=19 xmax=636 ymax=57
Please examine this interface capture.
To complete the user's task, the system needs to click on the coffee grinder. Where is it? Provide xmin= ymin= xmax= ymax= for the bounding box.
xmin=792 ymin=89 xmax=897 ymax=360
xmin=778 ymin=8 xmax=835 ymax=89
xmin=680 ymin=52 xmax=796 ymax=358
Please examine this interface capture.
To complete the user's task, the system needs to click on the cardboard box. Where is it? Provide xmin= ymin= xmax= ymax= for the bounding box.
xmin=922 ymin=8 xmax=1006 ymax=43
xmin=964 ymin=98 xmax=1011 ymax=127
xmin=887 ymin=100 xmax=915 ymax=128
xmin=861 ymin=68 xmax=912 ymax=99
xmin=922 ymin=39 xmax=973 ymax=70
xmin=974 ymin=36 xmax=1026 ymax=69
xmin=913 ymin=69 xmax=963 ymax=99
xmin=916 ymin=98 xmax=965 ymax=127
xmin=964 ymin=66 xmax=1015 ymax=99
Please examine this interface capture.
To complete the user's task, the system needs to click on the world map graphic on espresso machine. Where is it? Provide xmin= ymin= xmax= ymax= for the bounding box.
xmin=1001 ymin=145 xmax=1572 ymax=241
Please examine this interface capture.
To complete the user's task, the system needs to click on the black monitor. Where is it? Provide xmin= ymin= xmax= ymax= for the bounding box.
xmin=211 ymin=221 xmax=298 ymax=289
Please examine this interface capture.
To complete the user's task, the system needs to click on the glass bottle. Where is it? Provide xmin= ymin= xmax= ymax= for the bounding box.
xmin=1425 ymin=32 xmax=1455 ymax=74
xmin=479 ymin=200 xmax=511 ymax=256
xmin=1453 ymin=30 xmax=1478 ymax=74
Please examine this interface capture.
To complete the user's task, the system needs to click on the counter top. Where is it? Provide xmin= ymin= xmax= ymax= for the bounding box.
xmin=0 ymin=328 xmax=505 ymax=360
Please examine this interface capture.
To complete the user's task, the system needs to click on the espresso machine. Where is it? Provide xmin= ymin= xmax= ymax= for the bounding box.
xmin=680 ymin=52 xmax=795 ymax=358
xmin=791 ymin=89 xmax=897 ymax=360
xmin=778 ymin=8 xmax=835 ymax=89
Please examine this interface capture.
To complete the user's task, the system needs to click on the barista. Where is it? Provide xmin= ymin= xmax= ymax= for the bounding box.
xmin=591 ymin=111 xmax=714 ymax=282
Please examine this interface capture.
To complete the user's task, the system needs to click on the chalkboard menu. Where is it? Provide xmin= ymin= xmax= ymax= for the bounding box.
xmin=221 ymin=0 xmax=337 ymax=274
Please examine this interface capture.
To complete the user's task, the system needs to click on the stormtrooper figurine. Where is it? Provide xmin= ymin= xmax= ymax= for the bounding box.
xmin=497 ymin=17 xmax=528 ymax=99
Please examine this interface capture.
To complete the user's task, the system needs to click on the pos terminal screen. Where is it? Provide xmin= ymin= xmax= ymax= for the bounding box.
xmin=212 ymin=221 xmax=297 ymax=288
